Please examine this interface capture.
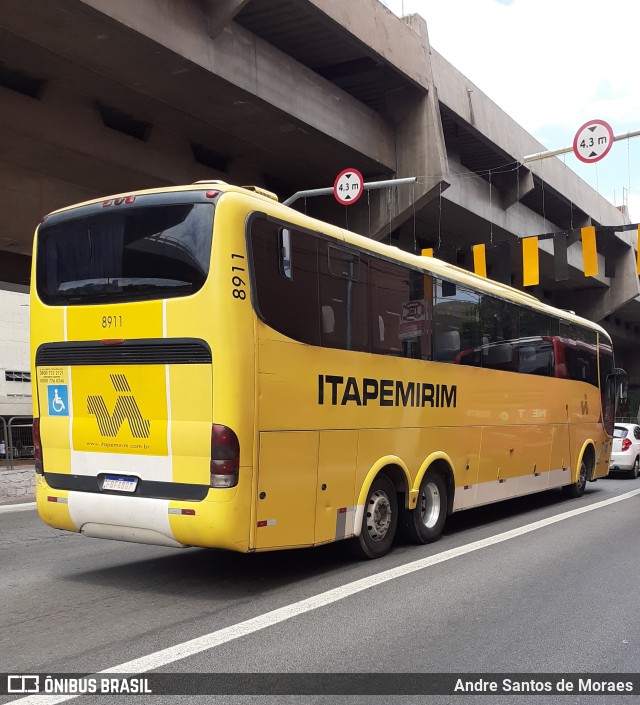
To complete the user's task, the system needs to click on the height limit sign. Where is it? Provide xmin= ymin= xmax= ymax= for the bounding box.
xmin=573 ymin=119 xmax=614 ymax=163
xmin=334 ymin=168 xmax=364 ymax=205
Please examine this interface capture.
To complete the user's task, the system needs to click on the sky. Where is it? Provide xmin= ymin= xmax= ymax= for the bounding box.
xmin=380 ymin=0 xmax=640 ymax=223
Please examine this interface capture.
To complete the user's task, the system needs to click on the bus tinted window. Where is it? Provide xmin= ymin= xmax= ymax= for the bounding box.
xmin=369 ymin=259 xmax=431 ymax=359
xmin=520 ymin=308 xmax=550 ymax=338
xmin=434 ymin=281 xmax=481 ymax=363
xmin=250 ymin=217 xmax=320 ymax=345
xmin=319 ymin=244 xmax=368 ymax=352
xmin=516 ymin=338 xmax=554 ymax=376
xmin=480 ymin=296 xmax=519 ymax=371
xmin=37 ymin=204 xmax=214 ymax=305
xmin=599 ymin=341 xmax=615 ymax=433
xmin=517 ymin=309 xmax=554 ymax=376
xmin=567 ymin=325 xmax=598 ymax=386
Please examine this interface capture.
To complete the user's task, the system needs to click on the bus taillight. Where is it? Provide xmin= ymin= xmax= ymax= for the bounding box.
xmin=210 ymin=424 xmax=239 ymax=488
xmin=33 ymin=417 xmax=43 ymax=475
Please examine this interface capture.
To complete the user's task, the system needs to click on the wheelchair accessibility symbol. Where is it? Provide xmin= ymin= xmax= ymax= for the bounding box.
xmin=48 ymin=385 xmax=69 ymax=416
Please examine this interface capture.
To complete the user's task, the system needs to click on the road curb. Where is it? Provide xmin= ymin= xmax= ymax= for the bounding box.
xmin=0 ymin=501 xmax=36 ymax=513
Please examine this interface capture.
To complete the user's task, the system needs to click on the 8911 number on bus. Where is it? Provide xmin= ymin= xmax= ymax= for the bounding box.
xmin=231 ymin=253 xmax=246 ymax=300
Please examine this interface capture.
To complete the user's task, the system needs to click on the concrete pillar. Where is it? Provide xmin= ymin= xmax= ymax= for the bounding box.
xmin=349 ymin=14 xmax=449 ymax=243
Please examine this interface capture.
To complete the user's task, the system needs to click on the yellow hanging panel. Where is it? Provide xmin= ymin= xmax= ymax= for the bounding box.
xmin=472 ymin=244 xmax=487 ymax=278
xmin=581 ymin=226 xmax=598 ymax=277
xmin=522 ymin=237 xmax=539 ymax=286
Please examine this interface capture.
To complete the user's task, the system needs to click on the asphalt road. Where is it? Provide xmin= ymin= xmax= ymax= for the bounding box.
xmin=2 ymin=475 xmax=640 ymax=705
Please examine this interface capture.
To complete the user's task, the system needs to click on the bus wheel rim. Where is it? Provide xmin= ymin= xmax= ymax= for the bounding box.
xmin=578 ymin=461 xmax=587 ymax=489
xmin=421 ymin=482 xmax=440 ymax=529
xmin=366 ymin=490 xmax=392 ymax=542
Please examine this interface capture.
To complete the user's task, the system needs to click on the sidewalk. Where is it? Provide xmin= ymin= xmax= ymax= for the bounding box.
xmin=0 ymin=462 xmax=35 ymax=503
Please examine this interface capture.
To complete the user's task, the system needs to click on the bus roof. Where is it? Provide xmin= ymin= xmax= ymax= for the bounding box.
xmin=40 ymin=180 xmax=610 ymax=341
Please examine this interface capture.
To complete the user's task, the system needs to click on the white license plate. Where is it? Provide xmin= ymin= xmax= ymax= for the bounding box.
xmin=103 ymin=475 xmax=138 ymax=492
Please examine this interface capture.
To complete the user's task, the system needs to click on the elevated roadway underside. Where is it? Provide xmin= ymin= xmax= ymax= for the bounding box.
xmin=1 ymin=0 xmax=639 ymax=381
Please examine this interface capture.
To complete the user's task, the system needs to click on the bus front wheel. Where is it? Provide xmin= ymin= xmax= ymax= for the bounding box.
xmin=349 ymin=475 xmax=398 ymax=559
xmin=401 ymin=471 xmax=447 ymax=544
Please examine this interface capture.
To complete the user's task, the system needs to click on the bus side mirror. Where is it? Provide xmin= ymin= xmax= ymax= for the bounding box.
xmin=619 ymin=379 xmax=628 ymax=402
xmin=613 ymin=368 xmax=627 ymax=401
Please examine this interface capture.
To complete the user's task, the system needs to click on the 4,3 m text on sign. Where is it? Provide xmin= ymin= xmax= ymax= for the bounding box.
xmin=333 ymin=168 xmax=364 ymax=205
xmin=572 ymin=119 xmax=614 ymax=163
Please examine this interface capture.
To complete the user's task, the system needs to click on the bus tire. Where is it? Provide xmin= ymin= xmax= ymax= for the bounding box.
xmin=401 ymin=471 xmax=447 ymax=544
xmin=563 ymin=458 xmax=588 ymax=498
xmin=349 ymin=475 xmax=398 ymax=560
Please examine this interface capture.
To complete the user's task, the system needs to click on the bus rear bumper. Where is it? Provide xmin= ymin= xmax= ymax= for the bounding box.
xmin=80 ymin=522 xmax=186 ymax=548
xmin=35 ymin=476 xmax=250 ymax=551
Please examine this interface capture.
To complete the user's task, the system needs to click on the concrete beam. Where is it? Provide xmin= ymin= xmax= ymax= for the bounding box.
xmin=304 ymin=0 xmax=431 ymax=90
xmin=0 ymin=83 xmax=213 ymax=190
xmin=557 ymin=236 xmax=640 ymax=320
xmin=73 ymin=0 xmax=395 ymax=169
xmin=444 ymin=163 xmax=562 ymax=239
xmin=431 ymin=49 xmax=627 ymax=230
xmin=202 ymin=0 xmax=250 ymax=39
xmin=494 ymin=166 xmax=534 ymax=210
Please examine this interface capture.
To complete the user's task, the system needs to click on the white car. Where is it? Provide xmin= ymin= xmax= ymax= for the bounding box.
xmin=610 ymin=423 xmax=640 ymax=478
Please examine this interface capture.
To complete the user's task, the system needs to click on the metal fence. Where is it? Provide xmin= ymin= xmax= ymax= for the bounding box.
xmin=1 ymin=416 xmax=34 ymax=470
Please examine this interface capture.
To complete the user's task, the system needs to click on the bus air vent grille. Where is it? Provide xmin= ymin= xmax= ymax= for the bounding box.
xmin=35 ymin=338 xmax=212 ymax=366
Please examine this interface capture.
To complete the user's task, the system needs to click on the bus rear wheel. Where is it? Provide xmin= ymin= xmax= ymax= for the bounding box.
xmin=349 ymin=475 xmax=398 ymax=559
xmin=563 ymin=459 xmax=588 ymax=498
xmin=401 ymin=471 xmax=447 ymax=544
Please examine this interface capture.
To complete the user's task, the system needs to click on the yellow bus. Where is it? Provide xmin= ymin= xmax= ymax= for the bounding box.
xmin=31 ymin=181 xmax=622 ymax=558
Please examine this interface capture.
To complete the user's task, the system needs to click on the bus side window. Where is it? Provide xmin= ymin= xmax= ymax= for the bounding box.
xmin=519 ymin=308 xmax=550 ymax=338
xmin=370 ymin=258 xmax=407 ymax=357
xmin=480 ymin=296 xmax=519 ymax=371
xmin=433 ymin=280 xmax=481 ymax=364
xmin=517 ymin=339 xmax=554 ymax=376
xmin=570 ymin=325 xmax=598 ymax=387
xmin=517 ymin=309 xmax=553 ymax=376
xmin=319 ymin=243 xmax=369 ymax=352
xmin=249 ymin=217 xmax=321 ymax=345
xmin=599 ymin=342 xmax=615 ymax=434
xmin=369 ymin=260 xmax=431 ymax=359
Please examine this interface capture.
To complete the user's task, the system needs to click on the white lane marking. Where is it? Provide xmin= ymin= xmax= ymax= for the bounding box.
xmin=9 ymin=487 xmax=640 ymax=705
xmin=0 ymin=501 xmax=36 ymax=514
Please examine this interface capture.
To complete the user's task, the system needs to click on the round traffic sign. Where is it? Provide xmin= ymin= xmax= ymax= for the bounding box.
xmin=333 ymin=168 xmax=364 ymax=205
xmin=572 ymin=119 xmax=614 ymax=163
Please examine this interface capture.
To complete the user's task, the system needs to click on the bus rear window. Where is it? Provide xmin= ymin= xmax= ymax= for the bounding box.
xmin=37 ymin=203 xmax=214 ymax=305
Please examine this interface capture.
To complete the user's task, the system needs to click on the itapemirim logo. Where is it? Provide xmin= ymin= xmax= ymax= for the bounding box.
xmin=87 ymin=374 xmax=151 ymax=438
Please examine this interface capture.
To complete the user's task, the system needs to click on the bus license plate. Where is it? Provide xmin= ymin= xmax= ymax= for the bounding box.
xmin=102 ymin=475 xmax=138 ymax=492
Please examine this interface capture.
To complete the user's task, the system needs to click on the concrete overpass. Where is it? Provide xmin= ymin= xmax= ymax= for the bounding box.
xmin=1 ymin=0 xmax=639 ymax=385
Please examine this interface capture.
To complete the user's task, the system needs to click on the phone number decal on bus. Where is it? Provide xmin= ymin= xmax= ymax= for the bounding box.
xmin=38 ymin=368 xmax=65 ymax=379
xmin=318 ymin=375 xmax=457 ymax=408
